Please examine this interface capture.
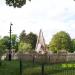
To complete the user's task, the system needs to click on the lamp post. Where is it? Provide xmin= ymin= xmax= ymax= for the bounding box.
xmin=8 ymin=23 xmax=13 ymax=61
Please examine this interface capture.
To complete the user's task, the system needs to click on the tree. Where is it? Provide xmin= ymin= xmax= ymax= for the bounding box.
xmin=2 ymin=36 xmax=10 ymax=49
xmin=0 ymin=39 xmax=6 ymax=54
xmin=19 ymin=30 xmax=26 ymax=42
xmin=19 ymin=30 xmax=37 ymax=50
xmin=2 ymin=35 xmax=18 ymax=50
xmin=19 ymin=42 xmax=32 ymax=52
xmin=0 ymin=38 xmax=6 ymax=65
xmin=26 ymin=32 xmax=37 ymax=49
xmin=72 ymin=39 xmax=75 ymax=52
xmin=0 ymin=37 xmax=8 ymax=64
xmin=11 ymin=34 xmax=17 ymax=48
xmin=49 ymin=31 xmax=72 ymax=52
xmin=5 ymin=0 xmax=31 ymax=8
xmin=0 ymin=35 xmax=18 ymax=52
xmin=11 ymin=34 xmax=19 ymax=52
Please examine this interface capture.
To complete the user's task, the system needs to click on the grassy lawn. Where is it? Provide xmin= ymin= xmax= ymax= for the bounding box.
xmin=22 ymin=61 xmax=75 ymax=75
xmin=0 ymin=60 xmax=20 ymax=75
xmin=0 ymin=60 xmax=75 ymax=75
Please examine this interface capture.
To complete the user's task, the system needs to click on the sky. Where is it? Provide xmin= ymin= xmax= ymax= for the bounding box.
xmin=0 ymin=0 xmax=75 ymax=44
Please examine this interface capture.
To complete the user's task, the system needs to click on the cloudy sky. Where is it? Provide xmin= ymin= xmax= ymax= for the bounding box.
xmin=0 ymin=0 xmax=75 ymax=44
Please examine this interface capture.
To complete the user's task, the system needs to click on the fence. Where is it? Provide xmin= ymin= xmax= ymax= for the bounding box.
xmin=18 ymin=53 xmax=75 ymax=75
xmin=18 ymin=53 xmax=75 ymax=63
xmin=1 ymin=53 xmax=75 ymax=75
xmin=20 ymin=59 xmax=75 ymax=75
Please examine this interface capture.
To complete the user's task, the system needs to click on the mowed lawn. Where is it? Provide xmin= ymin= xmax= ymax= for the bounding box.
xmin=0 ymin=60 xmax=75 ymax=75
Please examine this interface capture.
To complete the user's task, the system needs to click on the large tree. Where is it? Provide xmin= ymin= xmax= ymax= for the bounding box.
xmin=26 ymin=32 xmax=37 ymax=49
xmin=19 ymin=30 xmax=26 ymax=42
xmin=0 ymin=36 xmax=9 ymax=64
xmin=19 ymin=30 xmax=37 ymax=50
xmin=49 ymin=31 xmax=72 ymax=52
xmin=19 ymin=42 xmax=32 ymax=52
xmin=0 ymin=35 xmax=18 ymax=51
xmin=2 ymin=36 xmax=10 ymax=49
xmin=0 ymin=39 xmax=6 ymax=54
xmin=72 ymin=39 xmax=75 ymax=52
xmin=11 ymin=34 xmax=18 ymax=51
xmin=5 ymin=0 xmax=31 ymax=8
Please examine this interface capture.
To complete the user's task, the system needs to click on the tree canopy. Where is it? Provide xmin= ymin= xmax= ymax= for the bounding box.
xmin=0 ymin=30 xmax=75 ymax=53
xmin=72 ymin=39 xmax=75 ymax=52
xmin=0 ymin=30 xmax=37 ymax=54
xmin=11 ymin=34 xmax=18 ymax=51
xmin=0 ymin=36 xmax=10 ymax=57
xmin=19 ymin=30 xmax=26 ymax=42
xmin=19 ymin=30 xmax=37 ymax=50
xmin=19 ymin=42 xmax=32 ymax=52
xmin=49 ymin=31 xmax=72 ymax=52
xmin=26 ymin=32 xmax=37 ymax=49
xmin=5 ymin=0 xmax=31 ymax=8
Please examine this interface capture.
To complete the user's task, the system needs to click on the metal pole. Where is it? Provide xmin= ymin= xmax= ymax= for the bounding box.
xmin=33 ymin=55 xmax=35 ymax=64
xmin=8 ymin=23 xmax=13 ymax=61
xmin=20 ymin=59 xmax=22 ymax=75
xmin=41 ymin=63 xmax=44 ymax=75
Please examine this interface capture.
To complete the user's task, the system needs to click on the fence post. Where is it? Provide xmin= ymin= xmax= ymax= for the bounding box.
xmin=20 ymin=59 xmax=22 ymax=75
xmin=33 ymin=55 xmax=35 ymax=64
xmin=0 ymin=60 xmax=1 ymax=66
xmin=41 ymin=63 xmax=44 ymax=75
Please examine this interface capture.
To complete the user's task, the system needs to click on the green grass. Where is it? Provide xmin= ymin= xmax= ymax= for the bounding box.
xmin=0 ymin=60 xmax=20 ymax=75
xmin=22 ymin=61 xmax=75 ymax=75
xmin=0 ymin=60 xmax=75 ymax=75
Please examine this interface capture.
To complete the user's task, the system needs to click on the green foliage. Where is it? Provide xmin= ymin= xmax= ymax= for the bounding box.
xmin=49 ymin=31 xmax=72 ymax=52
xmin=19 ymin=42 xmax=32 ymax=52
xmin=72 ymin=39 xmax=75 ymax=52
xmin=0 ymin=29 xmax=37 ymax=54
xmin=11 ymin=34 xmax=17 ymax=49
xmin=11 ymin=34 xmax=17 ymax=43
xmin=0 ymin=37 xmax=9 ymax=60
xmin=19 ymin=30 xmax=37 ymax=50
xmin=2 ymin=36 xmax=10 ymax=49
xmin=19 ymin=30 xmax=26 ymax=42
xmin=0 ymin=39 xmax=6 ymax=54
xmin=0 ymin=34 xmax=18 ymax=54
xmin=5 ymin=0 xmax=31 ymax=8
xmin=26 ymin=32 xmax=37 ymax=49
xmin=0 ymin=36 xmax=10 ymax=55
xmin=3 ymin=34 xmax=18 ymax=50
